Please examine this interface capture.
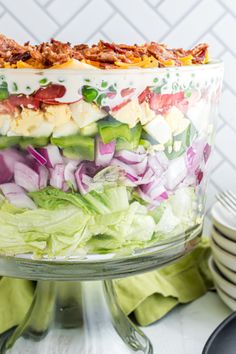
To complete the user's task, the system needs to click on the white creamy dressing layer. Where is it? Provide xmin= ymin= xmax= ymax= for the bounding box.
xmin=0 ymin=63 xmax=223 ymax=105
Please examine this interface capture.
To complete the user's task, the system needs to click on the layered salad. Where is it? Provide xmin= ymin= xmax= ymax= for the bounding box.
xmin=0 ymin=35 xmax=223 ymax=258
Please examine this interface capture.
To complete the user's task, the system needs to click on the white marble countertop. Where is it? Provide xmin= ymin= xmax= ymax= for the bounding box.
xmin=143 ymin=291 xmax=232 ymax=354
xmin=8 ymin=289 xmax=231 ymax=354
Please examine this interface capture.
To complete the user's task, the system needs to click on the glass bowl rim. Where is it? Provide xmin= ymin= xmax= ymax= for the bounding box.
xmin=0 ymin=59 xmax=223 ymax=76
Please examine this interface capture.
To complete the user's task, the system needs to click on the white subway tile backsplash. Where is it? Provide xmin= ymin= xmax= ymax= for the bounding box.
xmin=161 ymin=0 xmax=224 ymax=47
xmin=109 ymin=0 xmax=169 ymax=40
xmin=213 ymin=14 xmax=236 ymax=55
xmin=157 ymin=0 xmax=198 ymax=26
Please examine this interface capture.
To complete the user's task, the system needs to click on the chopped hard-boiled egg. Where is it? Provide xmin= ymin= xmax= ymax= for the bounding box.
xmin=112 ymin=98 xmax=142 ymax=128
xmin=139 ymin=101 xmax=156 ymax=125
xmin=10 ymin=108 xmax=54 ymax=137
xmin=70 ymin=100 xmax=106 ymax=128
xmin=187 ymin=100 xmax=211 ymax=134
xmin=44 ymin=104 xmax=72 ymax=128
xmin=28 ymin=121 xmax=54 ymax=137
xmin=53 ymin=120 xmax=79 ymax=137
xmin=144 ymin=115 xmax=172 ymax=144
xmin=0 ymin=115 xmax=11 ymax=135
xmin=165 ymin=106 xmax=190 ymax=136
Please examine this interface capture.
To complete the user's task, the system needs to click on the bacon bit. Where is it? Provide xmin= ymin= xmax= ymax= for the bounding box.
xmin=112 ymin=99 xmax=131 ymax=112
xmin=0 ymin=34 xmax=209 ymax=69
xmin=120 ymin=88 xmax=135 ymax=97
xmin=138 ymin=87 xmax=152 ymax=104
xmin=149 ymin=92 xmax=188 ymax=114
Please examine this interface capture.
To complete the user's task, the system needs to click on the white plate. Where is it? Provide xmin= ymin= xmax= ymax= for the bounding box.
xmin=214 ymin=258 xmax=236 ymax=285
xmin=216 ymin=286 xmax=236 ymax=311
xmin=211 ymin=227 xmax=236 ymax=256
xmin=211 ymin=201 xmax=236 ymax=241
xmin=210 ymin=238 xmax=236 ymax=272
xmin=209 ymin=257 xmax=236 ymax=299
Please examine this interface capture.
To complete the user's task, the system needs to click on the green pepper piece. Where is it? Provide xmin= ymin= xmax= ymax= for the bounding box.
xmin=0 ymin=135 xmax=20 ymax=149
xmin=96 ymin=93 xmax=106 ymax=106
xmin=0 ymin=82 xmax=9 ymax=100
xmin=116 ymin=126 xmax=143 ymax=151
xmin=19 ymin=136 xmax=50 ymax=149
xmin=51 ymin=134 xmax=95 ymax=161
xmin=63 ymin=146 xmax=94 ymax=161
xmin=98 ymin=118 xmax=142 ymax=145
xmin=164 ymin=124 xmax=197 ymax=160
xmin=82 ymin=85 xmax=98 ymax=102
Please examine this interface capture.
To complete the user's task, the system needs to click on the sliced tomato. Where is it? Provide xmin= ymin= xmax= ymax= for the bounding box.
xmin=120 ymin=88 xmax=135 ymax=97
xmin=138 ymin=87 xmax=151 ymax=104
xmin=0 ymin=100 xmax=16 ymax=115
xmin=8 ymin=95 xmax=40 ymax=110
xmin=149 ymin=92 xmax=188 ymax=113
xmin=34 ymin=84 xmax=66 ymax=102
xmin=112 ymin=99 xmax=131 ymax=112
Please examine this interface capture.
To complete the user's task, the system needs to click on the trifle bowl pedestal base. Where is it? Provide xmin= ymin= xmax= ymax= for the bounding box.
xmin=0 ymin=281 xmax=152 ymax=354
xmin=0 ymin=226 xmax=201 ymax=354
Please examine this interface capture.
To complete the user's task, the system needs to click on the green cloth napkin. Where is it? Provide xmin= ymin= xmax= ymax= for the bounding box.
xmin=0 ymin=239 xmax=212 ymax=334
xmin=0 ymin=278 xmax=34 ymax=334
xmin=114 ymin=238 xmax=213 ymax=326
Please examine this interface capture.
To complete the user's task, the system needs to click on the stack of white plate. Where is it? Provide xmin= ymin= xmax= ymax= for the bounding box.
xmin=209 ymin=201 xmax=236 ymax=310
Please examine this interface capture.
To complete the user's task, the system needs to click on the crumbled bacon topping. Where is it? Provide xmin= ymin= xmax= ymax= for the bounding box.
xmin=0 ymin=34 xmax=209 ymax=69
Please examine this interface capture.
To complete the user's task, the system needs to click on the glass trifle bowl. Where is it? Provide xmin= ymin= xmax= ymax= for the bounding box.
xmin=0 ymin=60 xmax=223 ymax=354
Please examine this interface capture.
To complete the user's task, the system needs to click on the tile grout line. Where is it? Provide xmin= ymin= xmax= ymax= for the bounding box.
xmin=85 ymin=12 xmax=116 ymax=43
xmin=191 ymin=11 xmax=227 ymax=47
xmin=0 ymin=1 xmax=40 ymax=42
xmin=159 ymin=0 xmax=206 ymax=42
xmin=218 ymin=0 xmax=236 ymax=20
xmin=156 ymin=0 xmax=200 ymax=31
xmin=143 ymin=0 xmax=172 ymax=27
xmin=51 ymin=0 xmax=93 ymax=39
xmin=33 ymin=1 xmax=61 ymax=28
xmin=106 ymin=0 xmax=149 ymax=42
xmin=213 ymin=30 xmax=236 ymax=59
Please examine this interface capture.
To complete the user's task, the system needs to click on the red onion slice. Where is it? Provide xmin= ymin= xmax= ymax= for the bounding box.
xmin=203 ymin=143 xmax=211 ymax=163
xmin=115 ymin=150 xmax=146 ymax=165
xmin=95 ymin=137 xmax=115 ymax=167
xmin=50 ymin=164 xmax=65 ymax=190
xmin=110 ymin=158 xmax=138 ymax=177
xmin=38 ymin=145 xmax=63 ymax=168
xmin=27 ymin=145 xmax=47 ymax=166
xmin=0 ymin=155 xmax=13 ymax=184
xmin=75 ymin=163 xmax=89 ymax=195
xmin=0 ymin=182 xmax=36 ymax=209
xmin=0 ymin=148 xmax=26 ymax=174
xmin=14 ymin=162 xmax=39 ymax=192
xmin=38 ymin=166 xmax=49 ymax=189
xmin=64 ymin=162 xmax=78 ymax=190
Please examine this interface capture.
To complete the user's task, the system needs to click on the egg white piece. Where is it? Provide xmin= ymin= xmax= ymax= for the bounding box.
xmin=144 ymin=114 xmax=172 ymax=144
xmin=70 ymin=100 xmax=106 ymax=128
